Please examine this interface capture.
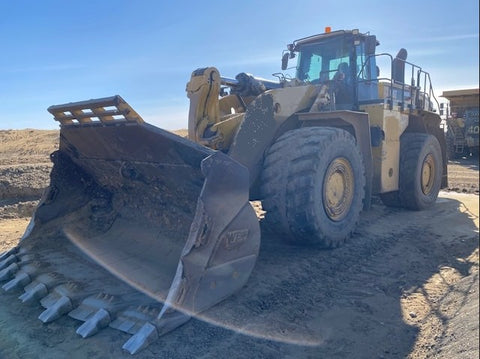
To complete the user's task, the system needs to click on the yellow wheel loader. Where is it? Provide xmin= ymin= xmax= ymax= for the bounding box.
xmin=0 ymin=28 xmax=447 ymax=354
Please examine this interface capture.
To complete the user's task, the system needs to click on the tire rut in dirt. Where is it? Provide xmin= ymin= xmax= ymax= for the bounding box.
xmin=222 ymin=205 xmax=428 ymax=355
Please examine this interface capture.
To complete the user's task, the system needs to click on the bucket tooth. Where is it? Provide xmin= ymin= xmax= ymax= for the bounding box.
xmin=110 ymin=305 xmax=161 ymax=335
xmin=0 ymin=252 xmax=35 ymax=277
xmin=76 ymin=308 xmax=111 ymax=338
xmin=69 ymin=291 xmax=146 ymax=322
xmin=0 ymin=263 xmax=19 ymax=282
xmin=0 ymin=255 xmax=17 ymax=271
xmin=122 ymin=322 xmax=158 ymax=355
xmin=2 ymin=261 xmax=45 ymax=292
xmin=38 ymin=295 xmax=73 ymax=323
xmin=19 ymin=283 xmax=48 ymax=304
xmin=40 ymin=282 xmax=84 ymax=309
xmin=70 ymin=292 xmax=150 ymax=338
xmin=109 ymin=304 xmax=184 ymax=353
xmin=0 ymin=247 xmax=18 ymax=261
xmin=69 ymin=292 xmax=119 ymax=322
xmin=2 ymin=272 xmax=31 ymax=292
xmin=19 ymin=272 xmax=64 ymax=305
xmin=38 ymin=281 xmax=93 ymax=323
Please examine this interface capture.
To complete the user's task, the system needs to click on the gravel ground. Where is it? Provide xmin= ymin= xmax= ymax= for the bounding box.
xmin=0 ymin=130 xmax=478 ymax=359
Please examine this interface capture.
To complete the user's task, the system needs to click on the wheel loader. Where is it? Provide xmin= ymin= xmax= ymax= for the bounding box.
xmin=0 ymin=28 xmax=447 ymax=354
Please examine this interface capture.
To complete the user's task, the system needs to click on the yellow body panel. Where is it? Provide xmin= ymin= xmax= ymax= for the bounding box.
xmin=211 ymin=113 xmax=245 ymax=148
xmin=187 ymin=67 xmax=318 ymax=151
xmin=269 ymin=85 xmax=317 ymax=122
xmin=362 ymin=104 xmax=409 ymax=193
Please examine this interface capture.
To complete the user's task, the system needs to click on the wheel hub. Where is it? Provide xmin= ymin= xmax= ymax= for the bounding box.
xmin=421 ymin=153 xmax=435 ymax=195
xmin=323 ymin=157 xmax=355 ymax=221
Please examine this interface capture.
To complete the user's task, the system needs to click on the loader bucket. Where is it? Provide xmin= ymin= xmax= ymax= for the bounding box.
xmin=0 ymin=96 xmax=260 ymax=354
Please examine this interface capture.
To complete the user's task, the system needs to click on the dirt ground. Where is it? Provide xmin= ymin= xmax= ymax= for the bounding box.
xmin=0 ymin=129 xmax=478 ymax=359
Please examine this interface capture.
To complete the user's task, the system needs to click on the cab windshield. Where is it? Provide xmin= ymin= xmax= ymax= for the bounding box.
xmin=295 ymin=36 xmax=352 ymax=83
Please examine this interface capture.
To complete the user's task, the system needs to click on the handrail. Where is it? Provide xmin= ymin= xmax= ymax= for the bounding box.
xmin=357 ymin=53 xmax=439 ymax=113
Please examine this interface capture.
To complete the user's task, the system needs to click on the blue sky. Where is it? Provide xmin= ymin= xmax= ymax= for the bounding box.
xmin=1 ymin=0 xmax=478 ymax=130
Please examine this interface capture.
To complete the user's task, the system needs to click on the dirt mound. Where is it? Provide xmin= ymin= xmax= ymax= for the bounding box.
xmin=0 ymin=164 xmax=52 ymax=201
xmin=0 ymin=129 xmax=57 ymax=210
xmin=0 ymin=129 xmax=59 ymax=166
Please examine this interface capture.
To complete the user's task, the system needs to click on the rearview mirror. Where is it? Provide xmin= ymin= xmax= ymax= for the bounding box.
xmin=365 ymin=36 xmax=377 ymax=55
xmin=281 ymin=52 xmax=289 ymax=70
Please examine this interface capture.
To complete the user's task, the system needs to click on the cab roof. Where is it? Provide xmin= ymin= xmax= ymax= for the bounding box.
xmin=292 ymin=29 xmax=363 ymax=49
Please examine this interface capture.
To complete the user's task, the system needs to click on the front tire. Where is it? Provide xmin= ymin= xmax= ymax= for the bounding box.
xmin=260 ymin=127 xmax=365 ymax=247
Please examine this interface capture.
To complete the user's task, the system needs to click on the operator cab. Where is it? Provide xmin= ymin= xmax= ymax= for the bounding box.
xmin=283 ymin=28 xmax=438 ymax=113
xmin=284 ymin=29 xmax=378 ymax=110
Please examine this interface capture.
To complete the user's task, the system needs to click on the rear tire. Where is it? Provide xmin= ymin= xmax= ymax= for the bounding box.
xmin=260 ymin=127 xmax=365 ymax=247
xmin=381 ymin=133 xmax=442 ymax=210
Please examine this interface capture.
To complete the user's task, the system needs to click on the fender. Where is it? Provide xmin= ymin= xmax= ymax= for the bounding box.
xmin=228 ymin=86 xmax=317 ymax=188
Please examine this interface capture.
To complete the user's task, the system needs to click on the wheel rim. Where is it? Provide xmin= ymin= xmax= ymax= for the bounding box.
xmin=421 ymin=153 xmax=436 ymax=195
xmin=323 ymin=157 xmax=355 ymax=222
